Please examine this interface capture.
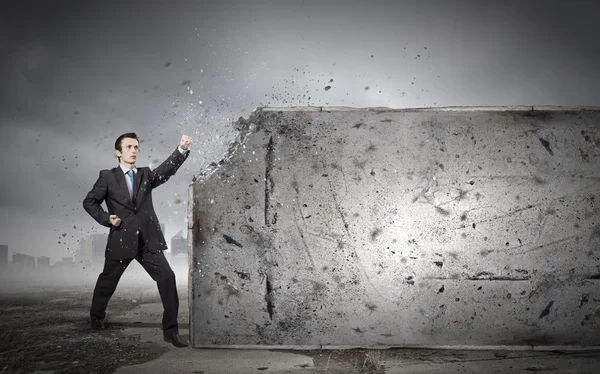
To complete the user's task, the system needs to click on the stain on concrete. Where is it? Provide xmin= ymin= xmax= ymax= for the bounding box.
xmin=234 ymin=271 xmax=251 ymax=280
xmin=580 ymin=149 xmax=590 ymax=163
xmin=589 ymin=226 xmax=600 ymax=245
xmin=353 ymin=158 xmax=367 ymax=170
xmin=213 ymin=272 xmax=241 ymax=302
xmin=264 ymin=136 xmax=275 ymax=226
xmin=435 ymin=206 xmax=450 ymax=216
xmin=532 ymin=175 xmax=548 ymax=185
xmin=539 ymin=301 xmax=554 ymax=319
xmin=239 ymin=224 xmax=254 ymax=235
xmin=467 ymin=272 xmax=529 ymax=281
xmin=265 ymin=275 xmax=275 ymax=320
xmin=579 ymin=294 xmax=589 ymax=308
xmin=310 ymin=280 xmax=327 ymax=294
xmin=370 ymin=228 xmax=382 ymax=241
xmin=223 ymin=234 xmax=242 ymax=248
xmin=582 ymin=306 xmax=600 ymax=326
xmin=539 ymin=137 xmax=554 ymax=155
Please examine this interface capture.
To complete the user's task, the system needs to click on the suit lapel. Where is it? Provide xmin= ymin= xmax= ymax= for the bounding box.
xmin=113 ymin=167 xmax=135 ymax=208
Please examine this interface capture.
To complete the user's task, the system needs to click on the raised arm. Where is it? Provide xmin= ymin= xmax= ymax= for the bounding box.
xmin=149 ymin=135 xmax=192 ymax=189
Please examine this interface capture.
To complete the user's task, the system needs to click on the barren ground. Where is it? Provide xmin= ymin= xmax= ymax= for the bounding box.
xmin=0 ymin=286 xmax=169 ymax=374
xmin=0 ymin=285 xmax=388 ymax=374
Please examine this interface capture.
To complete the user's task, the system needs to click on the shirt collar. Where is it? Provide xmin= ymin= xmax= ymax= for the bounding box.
xmin=119 ymin=164 xmax=137 ymax=174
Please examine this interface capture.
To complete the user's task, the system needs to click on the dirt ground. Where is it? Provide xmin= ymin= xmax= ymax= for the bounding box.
xmin=0 ymin=286 xmax=169 ymax=374
xmin=0 ymin=286 xmax=388 ymax=374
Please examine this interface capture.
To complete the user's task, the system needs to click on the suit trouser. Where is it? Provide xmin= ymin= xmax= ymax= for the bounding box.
xmin=90 ymin=232 xmax=179 ymax=334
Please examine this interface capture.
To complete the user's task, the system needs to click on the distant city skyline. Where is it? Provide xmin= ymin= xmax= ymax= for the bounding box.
xmin=0 ymin=225 xmax=187 ymax=268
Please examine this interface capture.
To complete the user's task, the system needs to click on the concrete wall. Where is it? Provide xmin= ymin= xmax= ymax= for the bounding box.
xmin=188 ymin=106 xmax=600 ymax=348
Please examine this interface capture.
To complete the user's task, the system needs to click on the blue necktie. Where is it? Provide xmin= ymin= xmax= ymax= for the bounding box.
xmin=128 ymin=170 xmax=141 ymax=232
xmin=127 ymin=170 xmax=135 ymax=200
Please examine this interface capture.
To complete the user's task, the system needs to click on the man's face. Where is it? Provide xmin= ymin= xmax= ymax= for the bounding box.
xmin=116 ymin=137 xmax=139 ymax=165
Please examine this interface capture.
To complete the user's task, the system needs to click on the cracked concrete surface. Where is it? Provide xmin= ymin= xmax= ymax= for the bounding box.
xmin=188 ymin=106 xmax=600 ymax=348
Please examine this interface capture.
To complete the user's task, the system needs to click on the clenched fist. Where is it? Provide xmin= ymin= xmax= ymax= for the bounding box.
xmin=109 ymin=214 xmax=121 ymax=227
xmin=180 ymin=135 xmax=193 ymax=150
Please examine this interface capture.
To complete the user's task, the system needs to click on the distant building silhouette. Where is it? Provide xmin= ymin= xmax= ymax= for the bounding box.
xmin=13 ymin=253 xmax=36 ymax=272
xmin=78 ymin=237 xmax=90 ymax=263
xmin=37 ymin=256 xmax=50 ymax=268
xmin=170 ymin=230 xmax=187 ymax=257
xmin=169 ymin=230 xmax=188 ymax=270
xmin=0 ymin=245 xmax=7 ymax=269
xmin=78 ymin=233 xmax=107 ymax=264
xmin=55 ymin=257 xmax=75 ymax=269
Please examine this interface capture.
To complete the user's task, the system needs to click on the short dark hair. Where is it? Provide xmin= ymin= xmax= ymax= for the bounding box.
xmin=115 ymin=132 xmax=139 ymax=160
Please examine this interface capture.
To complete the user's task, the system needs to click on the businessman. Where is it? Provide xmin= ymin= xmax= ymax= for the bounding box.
xmin=83 ymin=132 xmax=192 ymax=348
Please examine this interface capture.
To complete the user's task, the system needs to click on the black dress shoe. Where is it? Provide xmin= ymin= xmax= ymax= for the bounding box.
xmin=91 ymin=318 xmax=107 ymax=330
xmin=164 ymin=333 xmax=188 ymax=348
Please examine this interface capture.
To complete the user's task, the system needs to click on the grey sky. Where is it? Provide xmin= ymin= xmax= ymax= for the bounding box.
xmin=1 ymin=0 xmax=599 ymax=263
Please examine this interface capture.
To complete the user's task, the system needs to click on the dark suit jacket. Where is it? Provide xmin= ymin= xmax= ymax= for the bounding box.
xmin=83 ymin=147 xmax=190 ymax=260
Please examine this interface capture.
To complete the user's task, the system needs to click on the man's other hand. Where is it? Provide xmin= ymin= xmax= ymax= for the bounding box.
xmin=109 ymin=215 xmax=121 ymax=227
xmin=180 ymin=135 xmax=192 ymax=150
